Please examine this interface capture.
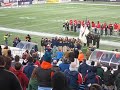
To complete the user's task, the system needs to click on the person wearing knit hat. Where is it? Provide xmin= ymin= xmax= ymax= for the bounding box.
xmin=43 ymin=51 xmax=52 ymax=63
xmin=64 ymin=62 xmax=83 ymax=90
xmin=32 ymin=51 xmax=54 ymax=89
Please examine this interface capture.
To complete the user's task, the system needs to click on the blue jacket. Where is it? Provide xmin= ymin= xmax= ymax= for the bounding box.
xmin=23 ymin=62 xmax=35 ymax=79
xmin=64 ymin=70 xmax=80 ymax=90
xmin=84 ymin=71 xmax=99 ymax=89
xmin=78 ymin=62 xmax=90 ymax=77
xmin=56 ymin=51 xmax=64 ymax=60
xmin=59 ymin=63 xmax=70 ymax=72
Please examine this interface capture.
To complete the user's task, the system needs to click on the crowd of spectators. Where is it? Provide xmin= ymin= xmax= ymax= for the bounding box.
xmin=0 ymin=37 xmax=120 ymax=90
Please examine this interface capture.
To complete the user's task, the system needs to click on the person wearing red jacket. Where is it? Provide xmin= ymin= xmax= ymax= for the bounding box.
xmin=114 ymin=22 xmax=118 ymax=36
xmin=91 ymin=21 xmax=95 ymax=34
xmin=97 ymin=21 xmax=101 ymax=34
xmin=14 ymin=62 xmax=29 ymax=90
xmin=69 ymin=19 xmax=73 ymax=31
xmin=87 ymin=20 xmax=91 ymax=30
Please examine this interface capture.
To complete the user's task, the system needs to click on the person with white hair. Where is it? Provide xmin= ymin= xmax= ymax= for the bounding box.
xmin=64 ymin=62 xmax=83 ymax=90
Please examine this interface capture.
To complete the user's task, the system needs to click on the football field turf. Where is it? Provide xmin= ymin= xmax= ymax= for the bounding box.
xmin=0 ymin=2 xmax=120 ymax=50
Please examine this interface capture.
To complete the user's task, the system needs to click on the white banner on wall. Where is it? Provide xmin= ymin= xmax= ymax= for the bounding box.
xmin=59 ymin=0 xmax=71 ymax=3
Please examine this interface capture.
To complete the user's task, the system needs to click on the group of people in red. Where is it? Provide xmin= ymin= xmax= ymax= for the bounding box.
xmin=63 ymin=19 xmax=120 ymax=36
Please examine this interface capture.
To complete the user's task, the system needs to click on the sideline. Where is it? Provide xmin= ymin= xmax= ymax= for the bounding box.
xmin=0 ymin=27 xmax=120 ymax=47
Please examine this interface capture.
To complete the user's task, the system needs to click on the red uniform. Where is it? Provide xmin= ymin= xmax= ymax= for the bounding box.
xmin=97 ymin=21 xmax=101 ymax=28
xmin=87 ymin=20 xmax=90 ymax=26
xmin=69 ymin=19 xmax=73 ymax=25
xmin=103 ymin=22 xmax=107 ymax=29
xmin=91 ymin=21 xmax=95 ymax=28
xmin=114 ymin=23 xmax=118 ymax=30
xmin=78 ymin=20 xmax=81 ymax=24
xmin=82 ymin=20 xmax=84 ymax=27
xmin=74 ymin=20 xmax=77 ymax=25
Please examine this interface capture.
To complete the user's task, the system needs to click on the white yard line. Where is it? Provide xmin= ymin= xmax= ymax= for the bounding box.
xmin=0 ymin=26 xmax=120 ymax=47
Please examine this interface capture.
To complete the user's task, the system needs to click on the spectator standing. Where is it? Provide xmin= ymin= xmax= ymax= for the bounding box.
xmin=78 ymin=50 xmax=84 ymax=63
xmin=69 ymin=49 xmax=75 ymax=62
xmin=27 ymin=67 xmax=39 ymax=90
xmin=0 ymin=56 xmax=22 ymax=90
xmin=113 ymin=65 xmax=120 ymax=79
xmin=11 ymin=55 xmax=20 ymax=67
xmin=13 ymin=37 xmax=21 ymax=47
xmin=52 ymin=72 xmax=72 ymax=90
xmin=103 ymin=66 xmax=114 ymax=90
xmin=35 ymin=51 xmax=54 ymax=88
xmin=96 ymin=62 xmax=104 ymax=81
xmin=51 ymin=60 xmax=60 ymax=72
xmin=64 ymin=62 xmax=83 ymax=90
xmin=2 ymin=46 xmax=9 ymax=57
xmin=56 ymin=49 xmax=64 ymax=61
xmin=59 ymin=58 xmax=70 ymax=72
xmin=23 ymin=56 xmax=35 ymax=79
xmin=74 ymin=47 xmax=79 ymax=68
xmin=26 ymin=34 xmax=31 ymax=42
xmin=84 ymin=67 xmax=101 ymax=90
xmin=14 ymin=63 xmax=29 ymax=90
xmin=78 ymin=59 xmax=90 ymax=78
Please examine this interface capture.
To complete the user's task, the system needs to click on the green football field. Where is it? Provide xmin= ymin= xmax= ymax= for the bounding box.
xmin=0 ymin=2 xmax=120 ymax=50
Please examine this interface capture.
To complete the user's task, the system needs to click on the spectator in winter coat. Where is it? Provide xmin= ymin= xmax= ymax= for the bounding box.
xmin=0 ymin=56 xmax=22 ymax=90
xmin=89 ymin=84 xmax=102 ymax=90
xmin=32 ymin=53 xmax=41 ymax=67
xmin=23 ymin=56 xmax=35 ymax=79
xmin=51 ymin=60 xmax=60 ymax=72
xmin=7 ymin=50 xmax=14 ymax=60
xmin=28 ymin=67 xmax=39 ymax=90
xmin=74 ymin=48 xmax=79 ymax=68
xmin=69 ymin=49 xmax=75 ymax=62
xmin=64 ymin=62 xmax=83 ymax=90
xmin=103 ymin=66 xmax=114 ymax=90
xmin=64 ymin=49 xmax=70 ymax=59
xmin=2 ymin=46 xmax=9 ymax=57
xmin=78 ymin=50 xmax=84 ymax=63
xmin=3 ymin=56 xmax=16 ymax=72
xmin=84 ymin=67 xmax=100 ymax=89
xmin=113 ymin=65 xmax=120 ymax=80
xmin=78 ymin=59 xmax=90 ymax=78
xmin=96 ymin=62 xmax=104 ymax=81
xmin=52 ymin=71 xmax=72 ymax=90
xmin=59 ymin=58 xmax=70 ymax=72
xmin=56 ymin=49 xmax=64 ymax=61
xmin=11 ymin=55 xmax=20 ymax=67
xmin=14 ymin=63 xmax=29 ymax=90
xmin=34 ymin=50 xmax=54 ymax=88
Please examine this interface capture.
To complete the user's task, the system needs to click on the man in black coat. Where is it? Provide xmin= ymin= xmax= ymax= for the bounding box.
xmin=0 ymin=56 xmax=22 ymax=90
